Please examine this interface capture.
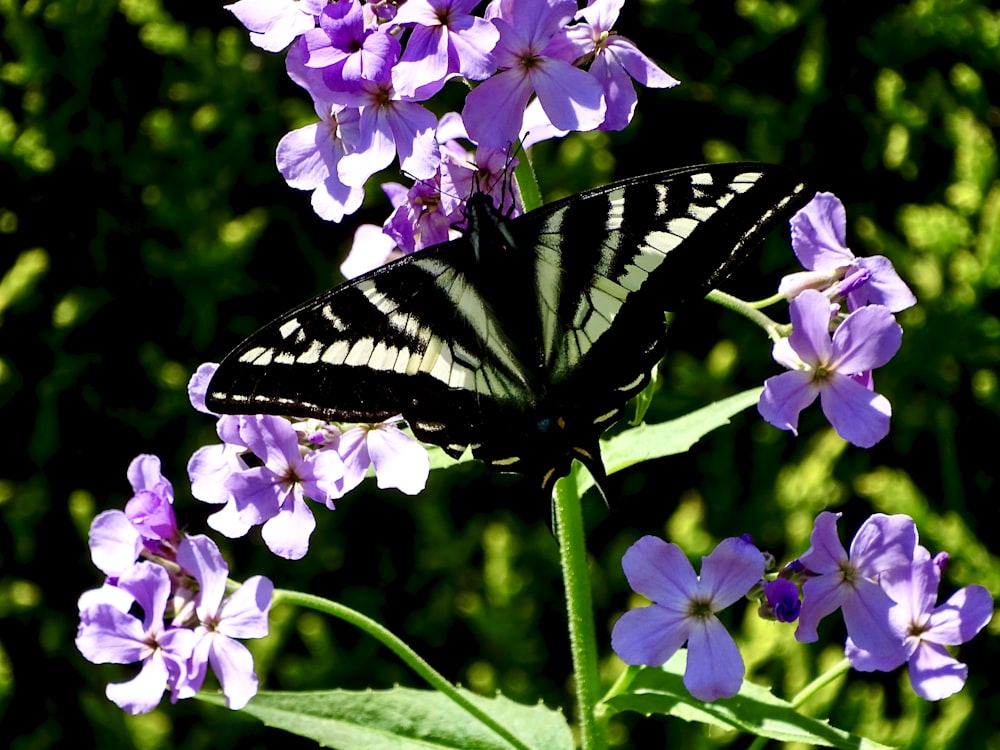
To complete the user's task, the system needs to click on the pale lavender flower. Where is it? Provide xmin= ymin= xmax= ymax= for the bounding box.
xmin=76 ymin=563 xmax=197 ymax=714
xmin=213 ymin=415 xmax=345 ymax=560
xmin=558 ymin=0 xmax=679 ymax=131
xmin=278 ymin=38 xmax=366 ymax=222
xmin=794 ymin=512 xmax=918 ymax=666
xmin=303 ymin=0 xmax=400 ymax=87
xmin=611 ymin=535 xmax=766 ymax=701
xmin=175 ymin=535 xmax=273 ymax=710
xmin=758 ymin=289 xmax=902 ymax=448
xmin=226 ymin=0 xmax=324 ymax=53
xmin=335 ymin=75 xmax=440 ymax=187
xmin=463 ymin=0 xmax=606 ymax=147
xmin=780 ymin=192 xmax=916 ymax=312
xmin=391 ymin=0 xmax=500 ymax=98
xmin=845 ymin=556 xmax=993 ymax=700
xmin=335 ymin=418 xmax=431 ymax=495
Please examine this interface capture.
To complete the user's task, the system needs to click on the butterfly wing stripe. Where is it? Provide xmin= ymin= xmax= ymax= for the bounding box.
xmin=414 ymin=257 xmax=531 ymax=392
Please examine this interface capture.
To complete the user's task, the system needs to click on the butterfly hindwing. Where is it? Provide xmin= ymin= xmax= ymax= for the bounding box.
xmin=207 ymin=162 xmax=811 ymax=490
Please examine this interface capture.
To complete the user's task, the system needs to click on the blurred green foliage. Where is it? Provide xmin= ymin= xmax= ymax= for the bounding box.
xmin=1 ymin=0 xmax=998 ymax=748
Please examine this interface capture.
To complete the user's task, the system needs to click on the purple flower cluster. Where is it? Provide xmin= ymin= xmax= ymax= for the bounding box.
xmin=612 ymin=513 xmax=992 ymax=703
xmin=794 ymin=512 xmax=992 ymax=701
xmin=226 ymin=0 xmax=677 ymax=260
xmin=759 ymin=192 xmax=916 ymax=447
xmin=188 ymin=363 xmax=429 ymax=560
xmin=76 ymin=455 xmax=273 ymax=714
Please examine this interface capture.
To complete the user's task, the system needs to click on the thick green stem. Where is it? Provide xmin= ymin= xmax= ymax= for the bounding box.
xmin=552 ymin=468 xmax=607 ymax=750
xmin=272 ymin=589 xmax=533 ymax=750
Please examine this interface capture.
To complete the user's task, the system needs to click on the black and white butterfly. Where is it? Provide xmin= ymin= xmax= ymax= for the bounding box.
xmin=206 ymin=163 xmax=811 ymax=492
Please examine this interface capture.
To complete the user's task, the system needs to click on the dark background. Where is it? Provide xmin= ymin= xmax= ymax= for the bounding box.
xmin=1 ymin=1 xmax=998 ymax=748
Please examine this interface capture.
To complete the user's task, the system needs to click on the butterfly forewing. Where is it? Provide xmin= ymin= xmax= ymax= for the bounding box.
xmin=207 ymin=163 xmax=811 ymax=490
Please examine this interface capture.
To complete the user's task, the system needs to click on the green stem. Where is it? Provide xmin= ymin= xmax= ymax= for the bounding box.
xmin=789 ymin=657 xmax=851 ymax=709
xmin=745 ymin=658 xmax=851 ymax=750
xmin=706 ymin=289 xmax=790 ymax=343
xmin=552 ymin=468 xmax=607 ymax=750
xmin=272 ymin=589 xmax=533 ymax=750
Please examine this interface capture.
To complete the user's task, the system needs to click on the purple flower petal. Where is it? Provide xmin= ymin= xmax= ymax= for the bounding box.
xmin=848 ymin=514 xmax=918 ymax=575
xmin=260 ymin=493 xmax=317 ymax=560
xmin=924 ymin=584 xmax=994 ymax=645
xmin=218 ymin=576 xmax=274 ymax=640
xmin=790 ymin=192 xmax=850 ymax=267
xmin=206 ymin=632 xmax=259 ymax=709
xmin=757 ymin=370 xmax=819 ymax=436
xmin=818 ymin=373 xmax=892 ymax=448
xmin=621 ymin=536 xmax=697 ymax=605
xmin=366 ymin=425 xmax=430 ymax=495
xmin=611 ymin=604 xmax=689 ymax=666
xmin=105 ymin=651 xmax=173 ymax=715
xmin=89 ymin=511 xmax=143 ymax=578
xmin=683 ymin=617 xmax=744 ymax=701
xmin=829 ymin=304 xmax=902 ymax=373
xmin=907 ymin=641 xmax=968 ymax=701
xmin=188 ymin=362 xmax=218 ymax=414
xmin=698 ymin=536 xmax=766 ymax=609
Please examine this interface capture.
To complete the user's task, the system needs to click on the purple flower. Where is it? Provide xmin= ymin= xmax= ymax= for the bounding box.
xmin=226 ymin=0 xmax=324 ymax=53
xmin=303 ymin=1 xmax=400 ymax=87
xmin=209 ymin=415 xmax=345 ymax=560
xmin=846 ymin=557 xmax=993 ymax=700
xmin=611 ymin=536 xmax=766 ymax=701
xmin=335 ymin=418 xmax=431 ymax=495
xmin=758 ymin=289 xmax=902 ymax=448
xmin=175 ymin=535 xmax=273 ymax=710
xmin=334 ymin=75 xmax=440 ymax=188
xmin=559 ymin=0 xmax=679 ymax=131
xmin=794 ymin=512 xmax=918 ymax=666
xmin=780 ymin=192 xmax=916 ymax=312
xmin=76 ymin=563 xmax=197 ymax=714
xmin=391 ymin=0 xmax=500 ymax=98
xmin=463 ymin=0 xmax=605 ymax=147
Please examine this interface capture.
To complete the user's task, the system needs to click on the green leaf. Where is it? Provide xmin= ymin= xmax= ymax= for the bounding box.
xmin=199 ymin=686 xmax=574 ymax=750
xmin=603 ymin=654 xmax=896 ymax=750
xmin=575 ymin=387 xmax=763 ymax=494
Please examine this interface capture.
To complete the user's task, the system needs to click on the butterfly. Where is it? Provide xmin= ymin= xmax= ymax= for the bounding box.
xmin=206 ymin=163 xmax=811 ymax=492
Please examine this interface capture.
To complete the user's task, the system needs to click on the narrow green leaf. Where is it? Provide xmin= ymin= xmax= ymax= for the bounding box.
xmin=199 ymin=687 xmax=573 ymax=750
xmin=602 ymin=654 xmax=896 ymax=750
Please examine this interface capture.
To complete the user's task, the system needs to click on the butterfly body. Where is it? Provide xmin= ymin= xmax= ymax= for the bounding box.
xmin=207 ymin=163 xmax=811 ymax=491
